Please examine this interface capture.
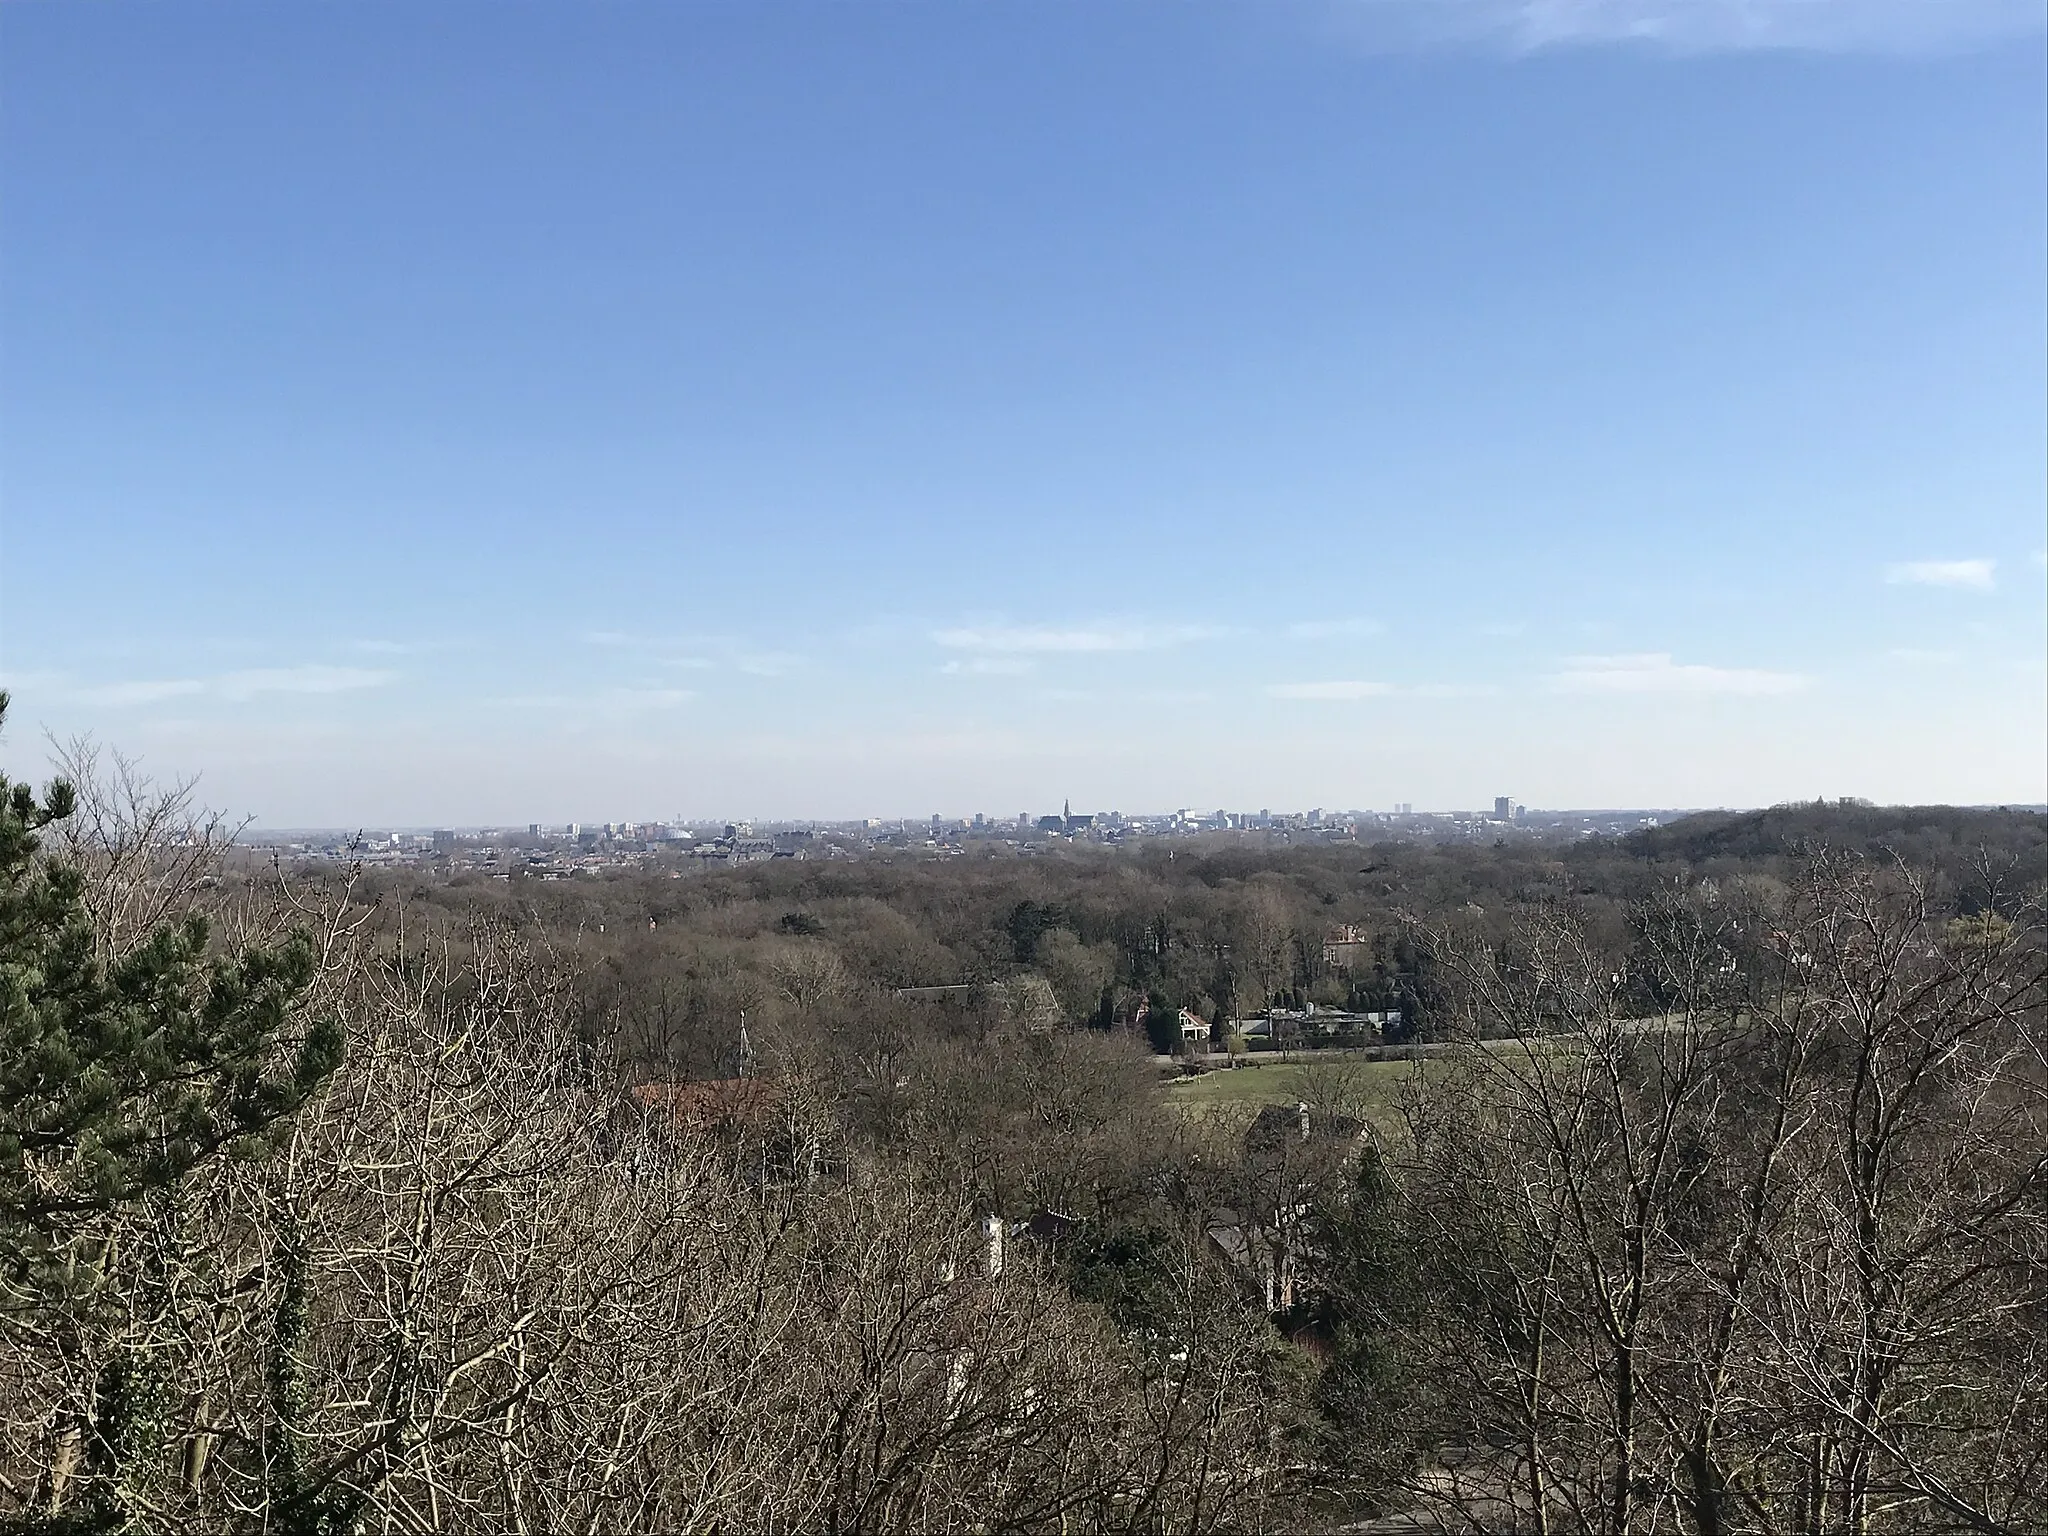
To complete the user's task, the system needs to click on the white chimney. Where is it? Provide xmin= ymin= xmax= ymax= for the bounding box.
xmin=982 ymin=1213 xmax=1006 ymax=1278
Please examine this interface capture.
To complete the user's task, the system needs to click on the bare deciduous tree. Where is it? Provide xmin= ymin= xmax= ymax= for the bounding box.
xmin=44 ymin=735 xmax=243 ymax=963
xmin=1380 ymin=857 xmax=2047 ymax=1536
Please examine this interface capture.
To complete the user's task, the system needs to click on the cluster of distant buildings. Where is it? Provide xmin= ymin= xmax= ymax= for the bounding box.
xmin=249 ymin=799 xmax=1676 ymax=871
xmin=257 ymin=820 xmax=820 ymax=877
xmin=1154 ymin=999 xmax=1405 ymax=1053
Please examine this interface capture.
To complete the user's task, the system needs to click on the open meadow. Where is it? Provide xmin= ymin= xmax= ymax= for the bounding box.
xmin=1163 ymin=1055 xmax=1420 ymax=1124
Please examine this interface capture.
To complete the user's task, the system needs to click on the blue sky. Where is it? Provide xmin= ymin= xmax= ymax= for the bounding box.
xmin=2 ymin=0 xmax=2043 ymax=825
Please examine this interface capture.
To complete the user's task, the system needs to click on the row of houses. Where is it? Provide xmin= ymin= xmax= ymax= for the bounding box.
xmin=1233 ymin=1003 xmax=1402 ymax=1042
xmin=1165 ymin=1001 xmax=1404 ymax=1049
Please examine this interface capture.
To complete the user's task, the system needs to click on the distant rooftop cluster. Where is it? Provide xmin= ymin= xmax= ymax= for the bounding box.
xmin=247 ymin=801 xmax=1682 ymax=874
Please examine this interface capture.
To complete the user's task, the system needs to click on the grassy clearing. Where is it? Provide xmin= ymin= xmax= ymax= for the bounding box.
xmin=1162 ymin=1056 xmax=1419 ymax=1120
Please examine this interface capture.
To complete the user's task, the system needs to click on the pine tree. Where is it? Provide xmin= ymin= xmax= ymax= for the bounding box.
xmin=0 ymin=690 xmax=341 ymax=1295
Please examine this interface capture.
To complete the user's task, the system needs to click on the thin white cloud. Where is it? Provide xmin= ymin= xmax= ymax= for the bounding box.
xmin=215 ymin=667 xmax=395 ymax=700
xmin=1286 ymin=617 xmax=1382 ymax=641
xmin=80 ymin=679 xmax=210 ymax=706
xmin=1265 ymin=679 xmax=1496 ymax=700
xmin=934 ymin=623 xmax=1224 ymax=654
xmin=12 ymin=666 xmax=395 ymax=709
xmin=599 ymin=687 xmax=696 ymax=710
xmin=942 ymin=658 xmax=1036 ymax=677
xmin=500 ymin=687 xmax=696 ymax=712
xmin=1024 ymin=684 xmax=1217 ymax=703
xmin=1336 ymin=0 xmax=2045 ymax=55
xmin=579 ymin=630 xmax=797 ymax=674
xmin=1268 ymin=681 xmax=1397 ymax=700
xmin=1886 ymin=648 xmax=1959 ymax=665
xmin=734 ymin=652 xmax=806 ymax=678
xmin=348 ymin=638 xmax=475 ymax=657
xmin=1885 ymin=559 xmax=1995 ymax=590
xmin=1552 ymin=653 xmax=1809 ymax=695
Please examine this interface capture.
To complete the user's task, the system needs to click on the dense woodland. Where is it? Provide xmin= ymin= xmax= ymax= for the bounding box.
xmin=372 ymin=799 xmax=2046 ymax=1073
xmin=3 ymin=709 xmax=2043 ymax=1534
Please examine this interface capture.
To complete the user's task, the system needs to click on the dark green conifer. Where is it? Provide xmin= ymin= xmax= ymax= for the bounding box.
xmin=1 ymin=690 xmax=341 ymax=1293
xmin=2 ymin=692 xmax=346 ymax=1532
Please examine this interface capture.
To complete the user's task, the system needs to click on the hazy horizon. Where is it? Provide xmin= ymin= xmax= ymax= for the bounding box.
xmin=4 ymin=0 xmax=2044 ymax=826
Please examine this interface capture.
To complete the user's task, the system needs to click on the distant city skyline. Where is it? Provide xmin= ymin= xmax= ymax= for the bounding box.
xmin=243 ymin=798 xmax=2046 ymax=843
xmin=242 ymin=802 xmax=1749 ymax=874
xmin=3 ymin=1 xmax=2043 ymax=825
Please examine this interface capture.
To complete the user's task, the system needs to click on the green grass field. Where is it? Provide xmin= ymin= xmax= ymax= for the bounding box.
xmin=1162 ymin=1056 xmax=1419 ymax=1121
